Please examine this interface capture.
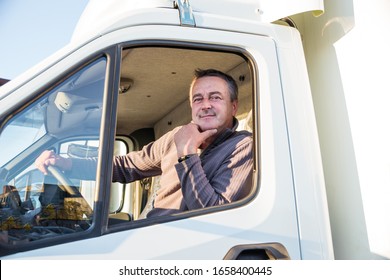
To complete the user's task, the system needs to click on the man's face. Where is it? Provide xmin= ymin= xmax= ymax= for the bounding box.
xmin=190 ymin=76 xmax=238 ymax=133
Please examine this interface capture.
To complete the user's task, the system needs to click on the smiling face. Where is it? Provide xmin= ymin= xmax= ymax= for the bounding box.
xmin=190 ymin=76 xmax=238 ymax=133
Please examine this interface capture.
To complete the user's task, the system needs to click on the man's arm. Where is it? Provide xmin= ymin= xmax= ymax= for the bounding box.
xmin=35 ymin=150 xmax=72 ymax=175
xmin=175 ymin=133 xmax=253 ymax=209
xmin=35 ymin=150 xmax=98 ymax=180
xmin=35 ymin=133 xmax=166 ymax=183
xmin=173 ymin=122 xmax=217 ymax=156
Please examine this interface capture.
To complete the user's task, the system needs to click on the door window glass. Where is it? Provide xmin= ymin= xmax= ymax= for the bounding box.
xmin=0 ymin=57 xmax=106 ymax=248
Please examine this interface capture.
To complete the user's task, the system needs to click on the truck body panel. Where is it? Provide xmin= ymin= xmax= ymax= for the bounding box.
xmin=0 ymin=0 xmax=333 ymax=259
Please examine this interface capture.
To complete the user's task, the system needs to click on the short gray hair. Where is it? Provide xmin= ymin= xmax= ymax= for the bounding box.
xmin=190 ymin=68 xmax=238 ymax=101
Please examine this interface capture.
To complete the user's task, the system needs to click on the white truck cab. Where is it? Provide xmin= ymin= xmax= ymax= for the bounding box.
xmin=0 ymin=0 xmax=332 ymax=259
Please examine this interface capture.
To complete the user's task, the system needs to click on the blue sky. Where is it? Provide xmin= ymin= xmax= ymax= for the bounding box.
xmin=0 ymin=0 xmax=88 ymax=80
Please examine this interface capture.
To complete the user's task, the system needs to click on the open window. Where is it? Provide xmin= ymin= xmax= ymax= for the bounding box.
xmin=108 ymin=45 xmax=254 ymax=225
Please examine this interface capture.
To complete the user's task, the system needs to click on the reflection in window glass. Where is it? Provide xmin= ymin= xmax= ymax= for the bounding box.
xmin=0 ymin=101 xmax=46 ymax=166
xmin=0 ymin=57 xmax=106 ymax=247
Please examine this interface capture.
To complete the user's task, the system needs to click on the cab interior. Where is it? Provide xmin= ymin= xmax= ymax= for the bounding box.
xmin=111 ymin=45 xmax=254 ymax=221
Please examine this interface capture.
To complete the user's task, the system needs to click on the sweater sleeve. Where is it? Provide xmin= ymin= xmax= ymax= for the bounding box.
xmin=68 ymin=129 xmax=177 ymax=183
xmin=175 ymin=135 xmax=253 ymax=210
xmin=111 ymin=128 xmax=178 ymax=183
xmin=67 ymin=145 xmax=163 ymax=183
xmin=68 ymin=157 xmax=98 ymax=180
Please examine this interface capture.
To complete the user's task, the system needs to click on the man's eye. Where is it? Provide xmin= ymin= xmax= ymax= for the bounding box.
xmin=210 ymin=95 xmax=222 ymax=101
xmin=193 ymin=98 xmax=202 ymax=103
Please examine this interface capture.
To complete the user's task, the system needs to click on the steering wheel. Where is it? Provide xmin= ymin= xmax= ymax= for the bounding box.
xmin=47 ymin=165 xmax=77 ymax=195
xmin=46 ymin=165 xmax=93 ymax=216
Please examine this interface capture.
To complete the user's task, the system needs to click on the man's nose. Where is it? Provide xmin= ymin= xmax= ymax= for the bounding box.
xmin=201 ymin=98 xmax=212 ymax=109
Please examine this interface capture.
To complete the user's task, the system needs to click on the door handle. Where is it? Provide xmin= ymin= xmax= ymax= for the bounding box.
xmin=223 ymin=242 xmax=290 ymax=260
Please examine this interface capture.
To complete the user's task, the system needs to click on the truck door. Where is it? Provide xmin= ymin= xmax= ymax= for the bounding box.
xmin=0 ymin=12 xmax=301 ymax=259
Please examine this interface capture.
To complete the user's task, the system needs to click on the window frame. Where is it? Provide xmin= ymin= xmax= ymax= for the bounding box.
xmin=102 ymin=40 xmax=257 ymax=232
xmin=0 ymin=47 xmax=118 ymax=256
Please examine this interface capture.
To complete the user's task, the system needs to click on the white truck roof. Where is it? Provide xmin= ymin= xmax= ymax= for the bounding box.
xmin=0 ymin=0 xmax=324 ymax=99
xmin=71 ymin=0 xmax=324 ymax=44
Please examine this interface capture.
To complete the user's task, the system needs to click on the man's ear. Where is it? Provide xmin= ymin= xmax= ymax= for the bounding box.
xmin=232 ymin=100 xmax=238 ymax=115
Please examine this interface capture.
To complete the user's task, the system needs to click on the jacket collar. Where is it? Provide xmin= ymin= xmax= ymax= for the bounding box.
xmin=200 ymin=117 xmax=238 ymax=157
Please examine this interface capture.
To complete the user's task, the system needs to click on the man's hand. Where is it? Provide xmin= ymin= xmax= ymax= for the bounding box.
xmin=35 ymin=150 xmax=72 ymax=175
xmin=174 ymin=123 xmax=217 ymax=157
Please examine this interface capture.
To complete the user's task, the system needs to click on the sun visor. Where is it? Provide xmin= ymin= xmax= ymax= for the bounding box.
xmin=259 ymin=0 xmax=324 ymax=22
xmin=190 ymin=0 xmax=324 ymax=22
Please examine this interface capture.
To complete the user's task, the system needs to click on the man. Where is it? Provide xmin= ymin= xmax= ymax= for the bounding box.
xmin=36 ymin=69 xmax=253 ymax=218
